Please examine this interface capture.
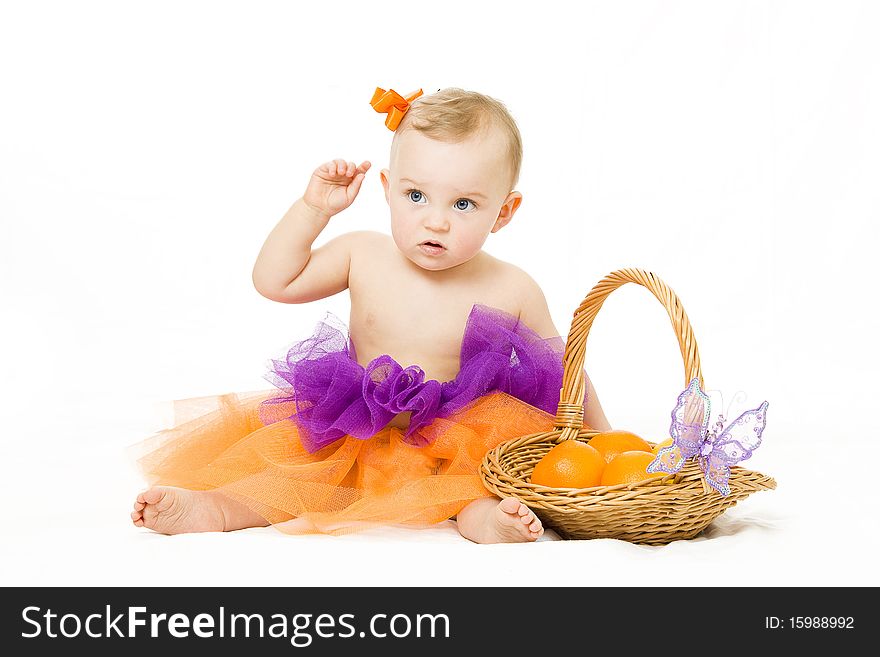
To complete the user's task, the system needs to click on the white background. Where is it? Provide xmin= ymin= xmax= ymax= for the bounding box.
xmin=1 ymin=0 xmax=878 ymax=586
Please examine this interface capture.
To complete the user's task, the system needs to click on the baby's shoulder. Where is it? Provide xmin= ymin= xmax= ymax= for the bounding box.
xmin=479 ymin=252 xmax=539 ymax=289
xmin=345 ymin=230 xmax=390 ymax=248
xmin=473 ymin=254 xmax=547 ymax=313
xmin=479 ymin=256 xmax=555 ymax=330
xmin=345 ymin=230 xmax=392 ymax=262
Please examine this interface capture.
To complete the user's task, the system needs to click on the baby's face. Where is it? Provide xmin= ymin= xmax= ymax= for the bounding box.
xmin=380 ymin=128 xmax=522 ymax=272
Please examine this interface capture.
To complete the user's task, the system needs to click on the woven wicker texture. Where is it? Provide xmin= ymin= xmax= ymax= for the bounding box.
xmin=480 ymin=268 xmax=776 ymax=544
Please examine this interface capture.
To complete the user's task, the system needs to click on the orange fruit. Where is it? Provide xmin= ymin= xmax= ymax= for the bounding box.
xmin=652 ymin=437 xmax=674 ymax=454
xmin=531 ymin=440 xmax=606 ymax=489
xmin=600 ymin=450 xmax=666 ymax=487
xmin=587 ymin=430 xmax=653 ymax=464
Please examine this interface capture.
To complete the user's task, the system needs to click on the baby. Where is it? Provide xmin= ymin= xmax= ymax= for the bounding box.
xmin=131 ymin=87 xmax=611 ymax=543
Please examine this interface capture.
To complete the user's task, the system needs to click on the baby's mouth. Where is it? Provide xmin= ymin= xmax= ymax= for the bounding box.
xmin=419 ymin=240 xmax=446 ymax=249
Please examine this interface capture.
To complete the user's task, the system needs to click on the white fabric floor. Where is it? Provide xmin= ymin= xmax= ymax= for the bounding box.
xmin=3 ymin=390 xmax=877 ymax=588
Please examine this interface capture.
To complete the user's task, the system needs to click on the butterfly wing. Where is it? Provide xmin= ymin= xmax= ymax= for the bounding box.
xmin=646 ymin=443 xmax=685 ymax=474
xmin=700 ymin=401 xmax=768 ymax=496
xmin=670 ymin=378 xmax=710 ymax=459
xmin=715 ymin=401 xmax=769 ymax=464
xmin=700 ymin=454 xmax=732 ymax=496
xmin=648 ymin=378 xmax=709 ymax=475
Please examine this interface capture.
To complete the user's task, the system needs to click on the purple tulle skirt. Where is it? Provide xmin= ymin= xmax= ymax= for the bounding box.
xmin=258 ymin=304 xmax=573 ymax=453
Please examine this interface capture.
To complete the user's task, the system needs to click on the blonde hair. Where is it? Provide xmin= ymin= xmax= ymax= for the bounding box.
xmin=392 ymin=87 xmax=523 ymax=190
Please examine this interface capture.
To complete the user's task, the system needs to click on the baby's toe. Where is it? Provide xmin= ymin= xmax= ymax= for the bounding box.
xmin=141 ymin=488 xmax=164 ymax=505
xmin=499 ymin=497 xmax=521 ymax=514
xmin=519 ymin=508 xmax=542 ymax=532
xmin=131 ymin=510 xmax=145 ymax=526
xmin=519 ymin=508 xmax=536 ymax=524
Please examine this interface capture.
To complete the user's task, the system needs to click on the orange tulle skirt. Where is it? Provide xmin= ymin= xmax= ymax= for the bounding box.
xmin=131 ymin=389 xmax=557 ymax=535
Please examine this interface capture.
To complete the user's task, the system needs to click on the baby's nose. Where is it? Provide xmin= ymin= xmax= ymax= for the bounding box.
xmin=424 ymin=213 xmax=450 ymax=230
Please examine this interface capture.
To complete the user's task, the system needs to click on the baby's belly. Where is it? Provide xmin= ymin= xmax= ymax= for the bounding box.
xmin=353 ymin=342 xmax=462 ymax=384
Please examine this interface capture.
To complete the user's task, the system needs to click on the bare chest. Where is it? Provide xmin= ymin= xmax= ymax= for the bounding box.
xmin=348 ymin=238 xmax=519 ymax=383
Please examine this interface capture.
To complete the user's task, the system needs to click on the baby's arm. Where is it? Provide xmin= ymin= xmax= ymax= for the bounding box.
xmin=252 ymin=159 xmax=371 ymax=303
xmin=515 ymin=269 xmax=612 ymax=432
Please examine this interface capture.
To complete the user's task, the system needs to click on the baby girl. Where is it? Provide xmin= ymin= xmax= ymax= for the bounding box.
xmin=130 ymin=87 xmax=611 ymax=543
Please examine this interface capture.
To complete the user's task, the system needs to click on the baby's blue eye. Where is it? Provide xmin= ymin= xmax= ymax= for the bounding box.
xmin=406 ymin=189 xmax=477 ymax=211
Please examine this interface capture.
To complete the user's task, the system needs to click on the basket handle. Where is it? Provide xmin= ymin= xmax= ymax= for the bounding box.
xmin=554 ymin=268 xmax=704 ymax=435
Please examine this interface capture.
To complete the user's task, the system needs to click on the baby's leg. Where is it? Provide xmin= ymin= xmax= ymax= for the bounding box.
xmin=131 ymin=486 xmax=270 ymax=535
xmin=455 ymin=496 xmax=543 ymax=544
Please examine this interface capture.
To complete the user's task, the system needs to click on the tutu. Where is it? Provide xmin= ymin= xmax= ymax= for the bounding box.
xmin=132 ymin=304 xmax=588 ymax=535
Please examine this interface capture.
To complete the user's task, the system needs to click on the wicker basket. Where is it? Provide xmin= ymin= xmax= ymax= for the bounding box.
xmin=480 ymin=268 xmax=776 ymax=545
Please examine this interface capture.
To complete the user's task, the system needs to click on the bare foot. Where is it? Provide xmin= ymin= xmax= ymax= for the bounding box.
xmin=457 ymin=496 xmax=544 ymax=544
xmin=490 ymin=497 xmax=544 ymax=543
xmin=131 ymin=486 xmax=225 ymax=535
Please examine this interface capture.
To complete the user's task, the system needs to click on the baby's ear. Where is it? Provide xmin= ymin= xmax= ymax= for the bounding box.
xmin=380 ymin=169 xmax=392 ymax=204
xmin=491 ymin=191 xmax=523 ymax=232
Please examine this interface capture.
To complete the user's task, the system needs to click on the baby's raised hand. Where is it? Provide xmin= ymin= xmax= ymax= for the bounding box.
xmin=303 ymin=159 xmax=371 ymax=218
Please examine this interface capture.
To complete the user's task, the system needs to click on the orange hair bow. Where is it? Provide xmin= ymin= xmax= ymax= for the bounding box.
xmin=370 ymin=87 xmax=424 ymax=131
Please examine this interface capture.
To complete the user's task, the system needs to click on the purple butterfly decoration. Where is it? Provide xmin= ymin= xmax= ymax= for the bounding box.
xmin=646 ymin=378 xmax=768 ymax=496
